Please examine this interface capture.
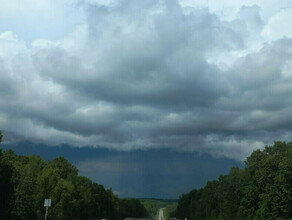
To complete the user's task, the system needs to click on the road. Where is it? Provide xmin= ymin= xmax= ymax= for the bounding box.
xmin=158 ymin=208 xmax=164 ymax=220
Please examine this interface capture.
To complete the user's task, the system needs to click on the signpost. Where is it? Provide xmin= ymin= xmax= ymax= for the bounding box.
xmin=44 ymin=199 xmax=51 ymax=220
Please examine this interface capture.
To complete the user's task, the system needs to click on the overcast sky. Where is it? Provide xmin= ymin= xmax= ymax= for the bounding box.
xmin=1 ymin=141 xmax=242 ymax=198
xmin=1 ymin=0 xmax=292 ymax=162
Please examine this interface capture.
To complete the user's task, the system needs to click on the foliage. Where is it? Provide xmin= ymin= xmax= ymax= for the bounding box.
xmin=0 ymin=133 xmax=14 ymax=219
xmin=164 ymin=203 xmax=178 ymax=218
xmin=0 ymin=130 xmax=148 ymax=220
xmin=119 ymin=199 xmax=148 ymax=220
xmin=174 ymin=142 xmax=292 ymax=220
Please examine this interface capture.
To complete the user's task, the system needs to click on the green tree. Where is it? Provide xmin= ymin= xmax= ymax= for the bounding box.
xmin=118 ymin=199 xmax=148 ymax=220
xmin=0 ymin=130 xmax=150 ymax=220
xmin=50 ymin=179 xmax=75 ymax=220
xmin=0 ymin=131 xmax=14 ymax=219
xmin=174 ymin=142 xmax=292 ymax=220
xmin=48 ymin=157 xmax=78 ymax=180
xmin=12 ymin=156 xmax=45 ymax=219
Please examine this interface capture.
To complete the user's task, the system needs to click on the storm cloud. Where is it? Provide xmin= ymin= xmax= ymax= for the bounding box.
xmin=1 ymin=0 xmax=292 ymax=160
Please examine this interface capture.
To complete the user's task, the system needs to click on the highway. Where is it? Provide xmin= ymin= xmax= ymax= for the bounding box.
xmin=158 ymin=208 xmax=164 ymax=220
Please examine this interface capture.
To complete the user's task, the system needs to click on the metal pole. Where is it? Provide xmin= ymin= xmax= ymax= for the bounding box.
xmin=45 ymin=206 xmax=48 ymax=220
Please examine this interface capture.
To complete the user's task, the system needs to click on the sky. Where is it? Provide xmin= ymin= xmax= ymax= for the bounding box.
xmin=0 ymin=140 xmax=242 ymax=198
xmin=0 ymin=0 xmax=292 ymax=198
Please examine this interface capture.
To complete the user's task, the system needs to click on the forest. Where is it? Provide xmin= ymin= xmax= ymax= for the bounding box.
xmin=173 ymin=141 xmax=292 ymax=220
xmin=0 ymin=131 xmax=148 ymax=220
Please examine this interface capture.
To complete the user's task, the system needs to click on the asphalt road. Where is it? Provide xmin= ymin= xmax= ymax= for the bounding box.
xmin=158 ymin=208 xmax=164 ymax=220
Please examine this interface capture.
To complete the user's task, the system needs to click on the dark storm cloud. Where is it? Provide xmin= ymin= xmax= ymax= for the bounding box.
xmin=0 ymin=141 xmax=242 ymax=198
xmin=76 ymin=148 xmax=243 ymax=198
xmin=1 ymin=0 xmax=292 ymax=160
xmin=32 ymin=2 xmax=234 ymax=110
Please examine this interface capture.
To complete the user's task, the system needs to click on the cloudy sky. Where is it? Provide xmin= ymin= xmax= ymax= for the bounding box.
xmin=1 ymin=0 xmax=292 ymax=198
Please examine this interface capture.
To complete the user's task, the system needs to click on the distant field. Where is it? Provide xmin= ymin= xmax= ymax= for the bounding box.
xmin=139 ymin=198 xmax=178 ymax=219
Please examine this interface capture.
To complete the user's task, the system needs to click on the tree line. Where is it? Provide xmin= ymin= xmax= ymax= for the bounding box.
xmin=172 ymin=141 xmax=292 ymax=220
xmin=0 ymin=131 xmax=148 ymax=220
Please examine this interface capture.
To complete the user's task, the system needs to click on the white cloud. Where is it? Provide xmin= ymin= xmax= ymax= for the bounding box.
xmin=180 ymin=0 xmax=292 ymax=21
xmin=262 ymin=8 xmax=292 ymax=41
xmin=0 ymin=32 xmax=27 ymax=59
xmin=0 ymin=0 xmax=84 ymax=42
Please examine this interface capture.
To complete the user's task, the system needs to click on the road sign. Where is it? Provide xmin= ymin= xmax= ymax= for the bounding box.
xmin=44 ymin=199 xmax=52 ymax=220
xmin=44 ymin=199 xmax=51 ymax=207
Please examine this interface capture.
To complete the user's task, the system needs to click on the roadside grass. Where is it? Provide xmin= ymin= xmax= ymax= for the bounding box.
xmin=164 ymin=203 xmax=178 ymax=218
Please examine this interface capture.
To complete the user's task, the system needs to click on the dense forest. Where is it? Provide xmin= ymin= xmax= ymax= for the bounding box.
xmin=0 ymin=131 xmax=148 ymax=220
xmin=173 ymin=141 xmax=292 ymax=220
